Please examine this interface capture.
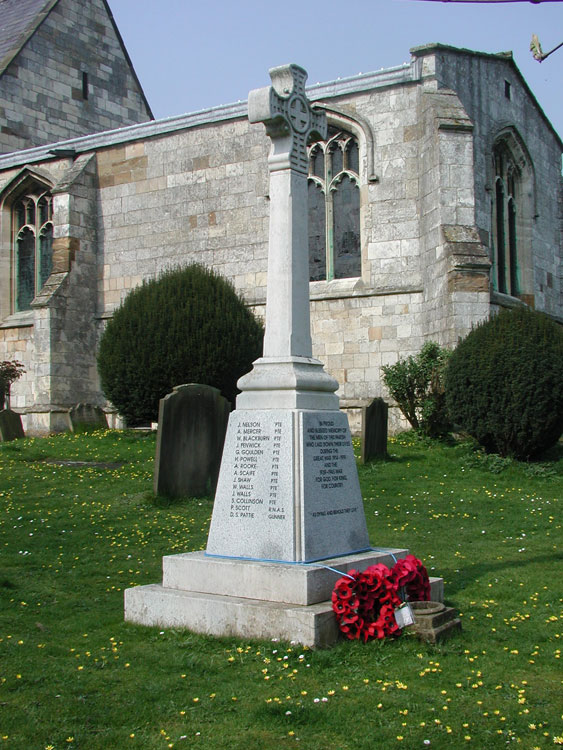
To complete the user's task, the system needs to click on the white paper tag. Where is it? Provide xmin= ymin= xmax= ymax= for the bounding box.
xmin=394 ymin=602 xmax=415 ymax=628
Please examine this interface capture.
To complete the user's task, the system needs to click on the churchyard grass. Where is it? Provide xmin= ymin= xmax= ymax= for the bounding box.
xmin=1 ymin=430 xmax=561 ymax=749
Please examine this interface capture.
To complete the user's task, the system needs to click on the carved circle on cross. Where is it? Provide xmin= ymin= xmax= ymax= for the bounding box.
xmin=288 ymin=94 xmax=311 ymax=134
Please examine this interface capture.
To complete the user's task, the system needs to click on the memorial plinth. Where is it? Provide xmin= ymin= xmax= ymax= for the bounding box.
xmin=124 ymin=64 xmax=443 ymax=646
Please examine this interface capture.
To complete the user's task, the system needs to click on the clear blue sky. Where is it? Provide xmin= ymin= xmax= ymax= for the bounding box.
xmin=108 ymin=0 xmax=563 ymax=139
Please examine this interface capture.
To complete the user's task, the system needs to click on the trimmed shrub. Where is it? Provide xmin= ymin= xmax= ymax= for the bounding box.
xmin=445 ymin=306 xmax=563 ymax=459
xmin=97 ymin=265 xmax=263 ymax=425
xmin=381 ymin=342 xmax=451 ymax=437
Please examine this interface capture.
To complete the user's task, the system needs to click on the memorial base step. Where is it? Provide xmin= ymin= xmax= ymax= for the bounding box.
xmin=124 ymin=549 xmax=444 ymax=648
xmin=162 ymin=548 xmax=411 ymax=605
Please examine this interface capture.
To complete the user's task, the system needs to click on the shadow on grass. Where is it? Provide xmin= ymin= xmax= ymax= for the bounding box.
xmin=441 ymin=551 xmax=563 ymax=596
xmin=361 ymin=452 xmax=425 ymax=467
xmin=150 ymin=492 xmax=213 ymax=508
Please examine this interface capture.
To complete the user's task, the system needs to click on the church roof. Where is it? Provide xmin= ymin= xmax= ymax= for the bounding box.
xmin=0 ymin=0 xmax=59 ymax=76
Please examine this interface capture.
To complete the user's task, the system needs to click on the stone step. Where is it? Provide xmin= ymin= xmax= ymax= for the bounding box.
xmin=125 ymin=550 xmax=444 ymax=648
xmin=125 ymin=578 xmax=444 ymax=649
xmin=162 ymin=548 xmax=410 ymax=606
xmin=125 ymin=583 xmax=340 ymax=648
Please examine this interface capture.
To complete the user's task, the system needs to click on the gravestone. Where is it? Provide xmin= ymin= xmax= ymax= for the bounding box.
xmin=0 ymin=409 xmax=25 ymax=441
xmin=154 ymin=384 xmax=230 ymax=498
xmin=68 ymin=403 xmax=107 ymax=432
xmin=361 ymin=397 xmax=388 ymax=463
xmin=125 ymin=64 xmax=443 ymax=646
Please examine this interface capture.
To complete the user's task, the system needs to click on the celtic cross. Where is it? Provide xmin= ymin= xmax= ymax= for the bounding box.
xmin=248 ymin=64 xmax=327 ymax=174
xmin=237 ymin=64 xmax=338 ymax=410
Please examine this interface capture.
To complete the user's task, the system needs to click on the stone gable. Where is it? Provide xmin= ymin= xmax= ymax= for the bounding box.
xmin=0 ymin=0 xmax=152 ymax=154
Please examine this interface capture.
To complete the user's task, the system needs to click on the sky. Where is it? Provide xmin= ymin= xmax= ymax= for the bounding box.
xmin=107 ymin=0 xmax=563 ymax=139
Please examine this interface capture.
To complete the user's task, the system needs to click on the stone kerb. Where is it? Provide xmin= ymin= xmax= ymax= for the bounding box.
xmin=154 ymin=384 xmax=230 ymax=499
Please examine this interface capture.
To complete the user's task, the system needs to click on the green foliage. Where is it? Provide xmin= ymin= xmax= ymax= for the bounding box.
xmin=381 ymin=342 xmax=451 ymax=437
xmin=97 ymin=265 xmax=263 ymax=425
xmin=445 ymin=306 xmax=563 ymax=460
xmin=0 ymin=359 xmax=25 ymax=407
xmin=1 ymin=430 xmax=562 ymax=748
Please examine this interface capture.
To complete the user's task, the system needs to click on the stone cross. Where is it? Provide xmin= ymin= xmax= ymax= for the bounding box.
xmin=247 ymin=65 xmax=327 ymax=361
xmin=249 ymin=64 xmax=326 ymax=175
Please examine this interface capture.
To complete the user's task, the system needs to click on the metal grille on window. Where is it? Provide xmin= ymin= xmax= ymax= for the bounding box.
xmin=308 ymin=126 xmax=361 ymax=281
xmin=13 ymin=191 xmax=53 ymax=312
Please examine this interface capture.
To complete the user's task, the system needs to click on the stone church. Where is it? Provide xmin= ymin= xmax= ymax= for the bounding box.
xmin=0 ymin=0 xmax=561 ymax=433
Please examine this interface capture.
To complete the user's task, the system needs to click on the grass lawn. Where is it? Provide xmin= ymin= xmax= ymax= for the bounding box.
xmin=0 ymin=429 xmax=561 ymax=749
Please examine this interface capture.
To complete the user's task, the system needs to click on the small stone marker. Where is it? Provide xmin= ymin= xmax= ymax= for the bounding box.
xmin=361 ymin=397 xmax=388 ymax=463
xmin=407 ymin=601 xmax=461 ymax=643
xmin=0 ymin=409 xmax=25 ymax=441
xmin=154 ymin=384 xmax=230 ymax=498
xmin=67 ymin=403 xmax=108 ymax=432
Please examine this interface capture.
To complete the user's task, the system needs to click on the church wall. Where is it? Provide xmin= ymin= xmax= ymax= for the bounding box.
xmin=0 ymin=154 xmax=101 ymax=432
xmin=428 ymin=46 xmax=562 ymax=318
xmin=93 ymin=82 xmax=435 ymax=417
xmin=1 ymin=48 xmax=560 ymax=432
xmin=0 ymin=0 xmax=152 ymax=154
xmin=0 ymin=324 xmax=34 ymax=410
xmin=33 ymin=154 xmax=100 ymax=432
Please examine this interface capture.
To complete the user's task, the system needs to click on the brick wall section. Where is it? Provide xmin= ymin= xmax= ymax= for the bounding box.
xmin=0 ymin=0 xmax=151 ymax=154
xmin=96 ymin=120 xmax=270 ymax=312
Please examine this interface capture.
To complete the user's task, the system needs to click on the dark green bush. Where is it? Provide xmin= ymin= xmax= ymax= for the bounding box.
xmin=445 ymin=306 xmax=563 ymax=459
xmin=381 ymin=342 xmax=451 ymax=437
xmin=97 ymin=265 xmax=263 ymax=425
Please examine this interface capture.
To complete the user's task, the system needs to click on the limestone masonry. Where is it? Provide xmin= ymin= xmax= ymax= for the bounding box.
xmin=0 ymin=19 xmax=561 ymax=433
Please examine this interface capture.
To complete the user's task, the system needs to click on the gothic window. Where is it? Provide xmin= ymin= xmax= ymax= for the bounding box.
xmin=308 ymin=126 xmax=361 ymax=282
xmin=13 ymin=189 xmax=53 ymax=311
xmin=491 ymin=143 xmax=520 ymax=297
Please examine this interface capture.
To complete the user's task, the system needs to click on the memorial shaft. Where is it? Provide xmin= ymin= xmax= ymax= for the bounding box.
xmin=206 ymin=63 xmax=370 ymax=562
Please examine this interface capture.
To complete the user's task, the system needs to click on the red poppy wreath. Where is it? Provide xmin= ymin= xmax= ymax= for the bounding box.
xmin=332 ymin=556 xmax=431 ymax=641
xmin=390 ymin=554 xmax=431 ymax=603
xmin=331 ymin=563 xmax=403 ymax=641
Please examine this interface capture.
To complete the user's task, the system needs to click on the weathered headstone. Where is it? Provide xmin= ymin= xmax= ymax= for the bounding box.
xmin=67 ymin=403 xmax=108 ymax=432
xmin=0 ymin=409 xmax=25 ymax=441
xmin=154 ymin=384 xmax=230 ymax=498
xmin=361 ymin=397 xmax=388 ymax=463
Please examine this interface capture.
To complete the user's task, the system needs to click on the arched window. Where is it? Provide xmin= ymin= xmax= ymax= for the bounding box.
xmin=491 ymin=142 xmax=520 ymax=296
xmin=12 ymin=189 xmax=53 ymax=311
xmin=308 ymin=126 xmax=361 ymax=282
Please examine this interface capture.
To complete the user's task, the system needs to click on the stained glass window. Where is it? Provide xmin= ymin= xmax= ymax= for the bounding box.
xmin=308 ymin=127 xmax=361 ymax=281
xmin=13 ymin=191 xmax=53 ymax=311
xmin=492 ymin=144 xmax=519 ymax=296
